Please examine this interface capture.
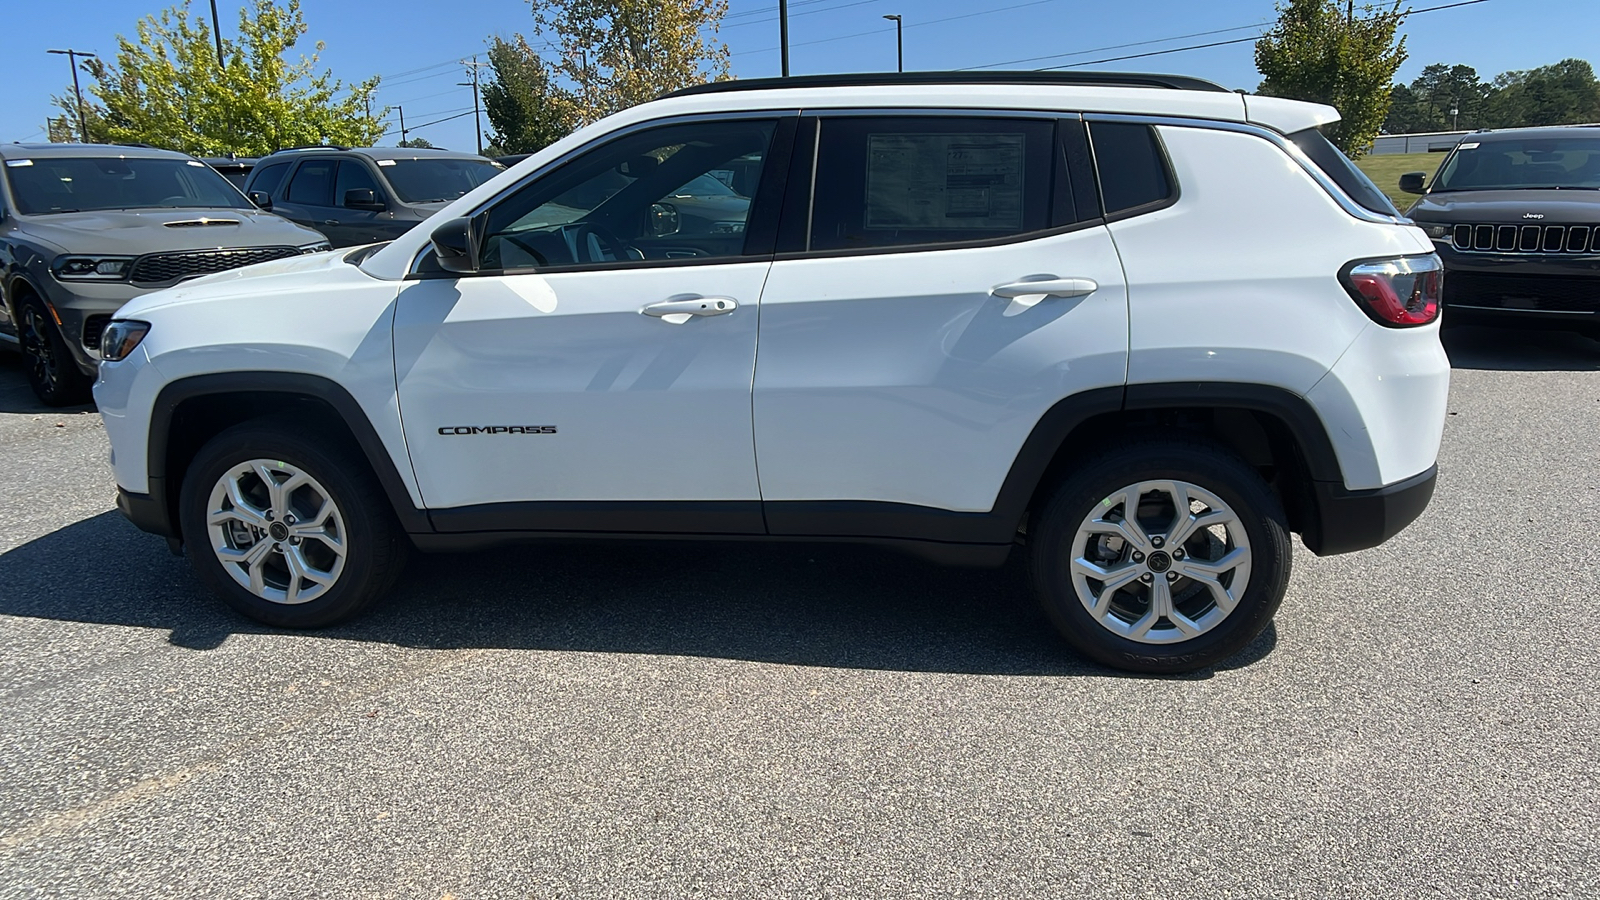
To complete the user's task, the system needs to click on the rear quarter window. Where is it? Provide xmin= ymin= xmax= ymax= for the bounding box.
xmin=1288 ymin=128 xmax=1400 ymax=217
xmin=1089 ymin=122 xmax=1176 ymax=216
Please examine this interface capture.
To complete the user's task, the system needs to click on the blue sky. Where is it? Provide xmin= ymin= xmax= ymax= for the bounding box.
xmin=2 ymin=0 xmax=1593 ymax=150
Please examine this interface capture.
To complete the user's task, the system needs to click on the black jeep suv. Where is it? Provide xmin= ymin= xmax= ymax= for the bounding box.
xmin=1401 ymin=126 xmax=1600 ymax=340
xmin=243 ymin=147 xmax=503 ymax=248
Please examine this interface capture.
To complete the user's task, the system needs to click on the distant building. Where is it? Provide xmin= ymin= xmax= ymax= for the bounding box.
xmin=1370 ymin=130 xmax=1472 ymax=155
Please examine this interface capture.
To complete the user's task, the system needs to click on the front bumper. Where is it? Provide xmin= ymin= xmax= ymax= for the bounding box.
xmin=117 ymin=484 xmax=173 ymax=538
xmin=38 ymin=279 xmax=145 ymax=376
xmin=1302 ymin=466 xmax=1437 ymax=556
xmin=1432 ymin=240 xmax=1600 ymax=329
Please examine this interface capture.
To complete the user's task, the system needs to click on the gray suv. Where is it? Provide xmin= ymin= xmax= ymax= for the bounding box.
xmin=243 ymin=147 xmax=503 ymax=248
xmin=0 ymin=143 xmax=330 ymax=405
xmin=1400 ymin=126 xmax=1600 ymax=340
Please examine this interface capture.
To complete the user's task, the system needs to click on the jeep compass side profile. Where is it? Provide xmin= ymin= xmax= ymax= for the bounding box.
xmin=94 ymin=72 xmax=1449 ymax=673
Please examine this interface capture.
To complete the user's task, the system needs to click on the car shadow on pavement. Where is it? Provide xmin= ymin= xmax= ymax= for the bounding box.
xmin=1442 ymin=324 xmax=1600 ymax=372
xmin=0 ymin=511 xmax=1276 ymax=679
xmin=0 ymin=352 xmax=97 ymax=416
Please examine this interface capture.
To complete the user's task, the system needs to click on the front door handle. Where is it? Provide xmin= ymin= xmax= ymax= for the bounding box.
xmin=641 ymin=295 xmax=738 ymax=324
xmin=323 ymin=219 xmax=340 ymax=226
xmin=991 ymin=277 xmax=1099 ymax=299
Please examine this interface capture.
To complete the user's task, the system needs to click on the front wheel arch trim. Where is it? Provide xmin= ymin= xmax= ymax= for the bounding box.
xmin=146 ymin=373 xmax=431 ymax=538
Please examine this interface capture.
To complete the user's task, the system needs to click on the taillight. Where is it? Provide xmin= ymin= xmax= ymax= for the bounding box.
xmin=1340 ymin=255 xmax=1443 ymax=327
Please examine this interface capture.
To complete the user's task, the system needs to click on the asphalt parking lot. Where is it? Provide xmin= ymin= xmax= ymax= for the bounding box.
xmin=1 ymin=326 xmax=1597 ymax=899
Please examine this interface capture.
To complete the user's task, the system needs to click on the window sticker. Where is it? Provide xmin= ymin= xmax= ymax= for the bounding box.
xmin=865 ymin=133 xmax=1024 ymax=231
xmin=1457 ymin=142 xmax=1480 ymax=150
xmin=5 ymin=159 xmax=34 ymax=167
xmin=186 ymin=160 xmax=206 ymax=166
xmin=376 ymin=159 xmax=397 ymax=167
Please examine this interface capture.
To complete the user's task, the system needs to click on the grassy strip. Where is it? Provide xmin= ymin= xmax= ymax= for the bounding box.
xmin=1356 ymin=152 xmax=1450 ymax=212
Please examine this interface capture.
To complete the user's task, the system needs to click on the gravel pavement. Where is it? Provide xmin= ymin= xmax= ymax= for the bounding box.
xmin=0 ymin=325 xmax=1597 ymax=899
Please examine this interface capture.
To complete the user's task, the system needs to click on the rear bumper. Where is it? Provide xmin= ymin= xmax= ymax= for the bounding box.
xmin=1303 ymin=465 xmax=1437 ymax=556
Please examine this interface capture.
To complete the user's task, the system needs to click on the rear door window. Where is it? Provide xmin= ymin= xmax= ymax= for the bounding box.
xmin=285 ymin=159 xmax=335 ymax=207
xmin=807 ymin=116 xmax=1057 ymax=252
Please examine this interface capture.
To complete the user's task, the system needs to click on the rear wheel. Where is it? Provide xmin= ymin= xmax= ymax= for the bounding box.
xmin=17 ymin=299 xmax=91 ymax=406
xmin=1030 ymin=441 xmax=1291 ymax=674
xmin=178 ymin=418 xmax=409 ymax=628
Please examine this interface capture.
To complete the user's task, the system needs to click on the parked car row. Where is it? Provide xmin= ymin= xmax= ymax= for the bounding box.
xmin=0 ymin=142 xmax=505 ymax=404
xmin=1396 ymin=126 xmax=1600 ymax=340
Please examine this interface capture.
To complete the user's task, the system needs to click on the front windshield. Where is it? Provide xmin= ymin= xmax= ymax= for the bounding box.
xmin=4 ymin=156 xmax=251 ymax=214
xmin=1434 ymin=137 xmax=1600 ymax=191
xmin=378 ymin=158 xmax=501 ymax=204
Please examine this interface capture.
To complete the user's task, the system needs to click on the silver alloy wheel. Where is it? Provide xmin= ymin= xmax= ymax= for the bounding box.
xmin=1069 ymin=480 xmax=1253 ymax=645
xmin=206 ymin=459 xmax=348 ymax=605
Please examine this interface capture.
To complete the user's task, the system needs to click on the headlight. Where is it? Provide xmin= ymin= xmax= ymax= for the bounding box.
xmin=52 ymin=255 xmax=134 ymax=280
xmin=299 ymin=241 xmax=333 ymax=254
xmin=100 ymin=320 xmax=150 ymax=362
xmin=1420 ymin=224 xmax=1451 ymax=240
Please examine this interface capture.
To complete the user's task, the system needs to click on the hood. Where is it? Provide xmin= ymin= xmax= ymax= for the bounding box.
xmin=116 ymin=248 xmax=372 ymax=318
xmin=1408 ymin=190 xmax=1600 ymax=224
xmin=16 ymin=207 xmax=327 ymax=255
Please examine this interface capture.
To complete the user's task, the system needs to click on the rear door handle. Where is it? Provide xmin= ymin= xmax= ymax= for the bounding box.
xmin=991 ymin=277 xmax=1099 ymax=299
xmin=641 ymin=295 xmax=738 ymax=324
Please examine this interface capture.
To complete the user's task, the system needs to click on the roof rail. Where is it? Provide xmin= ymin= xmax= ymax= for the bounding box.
xmin=663 ymin=71 xmax=1231 ymax=99
xmin=268 ymin=144 xmax=351 ymax=154
xmin=114 ymin=141 xmax=163 ymax=149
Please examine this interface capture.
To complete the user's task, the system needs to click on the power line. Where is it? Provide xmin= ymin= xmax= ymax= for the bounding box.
xmin=380 ymin=108 xmax=477 ymax=138
xmin=733 ymin=0 xmax=1065 ymax=56
xmin=722 ymin=0 xmax=881 ymax=29
xmin=962 ymin=23 xmax=1270 ymax=71
xmin=1032 ymin=0 xmax=1495 ymax=72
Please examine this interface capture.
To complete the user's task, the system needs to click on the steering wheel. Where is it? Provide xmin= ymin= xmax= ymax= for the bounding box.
xmin=568 ymin=222 xmax=641 ymax=263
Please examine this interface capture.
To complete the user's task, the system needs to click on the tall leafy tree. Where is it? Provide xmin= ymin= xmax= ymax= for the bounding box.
xmin=55 ymin=0 xmax=384 ymax=155
xmin=1255 ymin=0 xmax=1408 ymax=156
xmin=481 ymin=35 xmax=579 ymax=156
xmin=528 ymin=0 xmax=731 ymax=124
xmin=1485 ymin=59 xmax=1600 ymax=129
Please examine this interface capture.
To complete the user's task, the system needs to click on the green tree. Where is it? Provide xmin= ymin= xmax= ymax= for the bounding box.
xmin=397 ymin=136 xmax=435 ymax=149
xmin=528 ymin=0 xmax=731 ymax=124
xmin=481 ymin=34 xmax=579 ymax=156
xmin=1485 ymin=58 xmax=1600 ymax=128
xmin=56 ymin=0 xmax=385 ymax=155
xmin=1255 ymin=0 xmax=1409 ymax=156
xmin=45 ymin=114 xmax=80 ymax=143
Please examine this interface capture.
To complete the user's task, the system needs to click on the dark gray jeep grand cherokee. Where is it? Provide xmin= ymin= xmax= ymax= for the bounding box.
xmin=1400 ymin=126 xmax=1600 ymax=341
xmin=0 ymin=143 xmax=330 ymax=405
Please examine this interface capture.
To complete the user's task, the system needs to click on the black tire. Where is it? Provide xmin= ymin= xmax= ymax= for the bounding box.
xmin=17 ymin=299 xmax=92 ymax=406
xmin=1030 ymin=440 xmax=1291 ymax=674
xmin=178 ymin=417 xmax=410 ymax=628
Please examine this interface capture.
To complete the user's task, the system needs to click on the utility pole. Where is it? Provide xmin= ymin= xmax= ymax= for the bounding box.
xmin=47 ymin=49 xmax=96 ymax=142
xmin=882 ymin=15 xmax=903 ymax=73
xmin=1348 ymin=1 xmax=1355 ymax=23
xmin=396 ymin=105 xmax=407 ymax=144
xmin=460 ymin=56 xmax=488 ymax=155
xmin=209 ymin=0 xmax=225 ymax=70
xmin=778 ymin=0 xmax=790 ymax=77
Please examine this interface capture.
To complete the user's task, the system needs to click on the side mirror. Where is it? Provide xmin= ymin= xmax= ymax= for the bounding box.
xmin=430 ymin=216 xmax=480 ymax=274
xmin=344 ymin=188 xmax=386 ymax=211
xmin=649 ymin=202 xmax=681 ymax=238
xmin=1399 ymin=172 xmax=1428 ymax=195
xmin=247 ymin=190 xmax=273 ymax=210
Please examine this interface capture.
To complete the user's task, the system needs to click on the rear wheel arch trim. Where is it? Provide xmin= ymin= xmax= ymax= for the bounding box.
xmin=148 ymin=373 xmax=431 ymax=536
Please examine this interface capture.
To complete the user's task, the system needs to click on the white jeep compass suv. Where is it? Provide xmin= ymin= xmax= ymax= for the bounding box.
xmin=94 ymin=72 xmax=1449 ymax=673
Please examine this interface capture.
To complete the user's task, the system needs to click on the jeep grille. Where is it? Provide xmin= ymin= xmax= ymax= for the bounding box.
xmin=128 ymin=247 xmax=301 ymax=285
xmin=1451 ymin=223 xmax=1597 ymax=254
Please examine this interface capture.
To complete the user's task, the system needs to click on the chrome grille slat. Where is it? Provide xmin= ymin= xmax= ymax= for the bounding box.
xmin=1450 ymin=223 xmax=1600 ymax=255
xmin=128 ymin=246 xmax=301 ymax=285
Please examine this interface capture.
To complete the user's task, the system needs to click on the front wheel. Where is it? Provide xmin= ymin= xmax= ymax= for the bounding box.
xmin=17 ymin=300 xmax=91 ymax=406
xmin=1030 ymin=441 xmax=1292 ymax=674
xmin=178 ymin=418 xmax=410 ymax=628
